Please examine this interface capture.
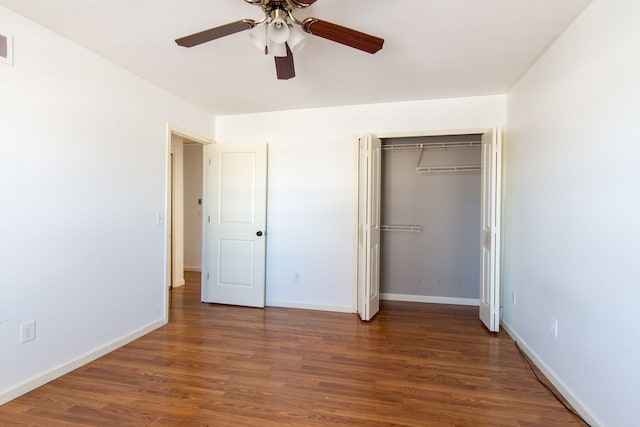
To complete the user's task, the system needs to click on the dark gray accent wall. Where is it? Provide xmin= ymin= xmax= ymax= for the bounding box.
xmin=0 ymin=34 xmax=7 ymax=59
xmin=381 ymin=137 xmax=481 ymax=299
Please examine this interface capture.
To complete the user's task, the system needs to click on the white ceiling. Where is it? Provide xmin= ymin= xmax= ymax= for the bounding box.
xmin=1 ymin=0 xmax=591 ymax=116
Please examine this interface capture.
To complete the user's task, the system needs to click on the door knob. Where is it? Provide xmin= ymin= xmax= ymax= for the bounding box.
xmin=256 ymin=231 xmax=263 ymax=237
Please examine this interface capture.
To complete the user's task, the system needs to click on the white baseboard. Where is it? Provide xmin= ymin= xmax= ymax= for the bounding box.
xmin=266 ymin=300 xmax=354 ymax=313
xmin=381 ymin=293 xmax=480 ymax=306
xmin=184 ymin=266 xmax=201 ymax=272
xmin=501 ymin=321 xmax=602 ymax=427
xmin=0 ymin=319 xmax=165 ymax=406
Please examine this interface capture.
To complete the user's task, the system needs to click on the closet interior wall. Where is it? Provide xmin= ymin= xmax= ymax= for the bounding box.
xmin=380 ymin=134 xmax=482 ymax=303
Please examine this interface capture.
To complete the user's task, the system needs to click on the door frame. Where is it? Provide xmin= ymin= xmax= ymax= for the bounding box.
xmin=353 ymin=128 xmax=502 ymax=319
xmin=164 ymin=124 xmax=213 ymax=323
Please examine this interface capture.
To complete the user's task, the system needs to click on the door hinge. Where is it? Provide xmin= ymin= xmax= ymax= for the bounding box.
xmin=206 ymin=272 xmax=210 ymax=280
xmin=208 ymin=216 xmax=211 ymax=223
xmin=209 ymin=158 xmax=212 ymax=166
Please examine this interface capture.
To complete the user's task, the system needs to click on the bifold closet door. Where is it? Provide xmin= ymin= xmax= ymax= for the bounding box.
xmin=357 ymin=135 xmax=381 ymax=321
xmin=479 ymin=128 xmax=502 ymax=332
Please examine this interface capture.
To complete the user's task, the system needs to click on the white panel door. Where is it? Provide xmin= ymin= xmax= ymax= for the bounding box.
xmin=357 ymin=135 xmax=381 ymax=321
xmin=479 ymin=129 xmax=502 ymax=332
xmin=203 ymin=143 xmax=267 ymax=308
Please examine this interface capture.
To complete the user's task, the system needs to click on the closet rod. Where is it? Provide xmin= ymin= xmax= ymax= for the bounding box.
xmin=416 ymin=165 xmax=481 ymax=173
xmin=382 ymin=141 xmax=481 ymax=151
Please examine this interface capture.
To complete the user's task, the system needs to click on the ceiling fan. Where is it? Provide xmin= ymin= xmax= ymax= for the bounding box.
xmin=175 ymin=0 xmax=384 ymax=80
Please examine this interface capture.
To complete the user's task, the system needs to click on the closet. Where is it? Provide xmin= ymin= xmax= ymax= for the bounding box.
xmin=380 ymin=134 xmax=482 ymax=305
xmin=356 ymin=129 xmax=501 ymax=331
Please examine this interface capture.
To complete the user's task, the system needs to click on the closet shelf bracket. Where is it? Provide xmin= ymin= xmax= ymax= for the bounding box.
xmin=416 ymin=148 xmax=425 ymax=169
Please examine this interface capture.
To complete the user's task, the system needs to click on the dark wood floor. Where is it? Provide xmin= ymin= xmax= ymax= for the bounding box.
xmin=0 ymin=271 xmax=583 ymax=426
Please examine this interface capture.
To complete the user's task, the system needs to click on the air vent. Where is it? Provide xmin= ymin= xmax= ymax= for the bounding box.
xmin=0 ymin=32 xmax=13 ymax=66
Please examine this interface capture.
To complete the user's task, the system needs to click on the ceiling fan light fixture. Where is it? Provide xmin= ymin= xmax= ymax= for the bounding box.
xmin=270 ymin=42 xmax=288 ymax=57
xmin=249 ymin=22 xmax=269 ymax=53
xmin=268 ymin=17 xmax=290 ymax=44
xmin=248 ymin=15 xmax=304 ymax=56
xmin=287 ymin=25 xmax=306 ymax=52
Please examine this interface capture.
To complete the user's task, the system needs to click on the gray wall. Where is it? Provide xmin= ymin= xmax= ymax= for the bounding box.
xmin=381 ymin=137 xmax=481 ymax=300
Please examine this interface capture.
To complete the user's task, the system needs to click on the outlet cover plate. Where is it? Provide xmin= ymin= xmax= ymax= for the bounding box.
xmin=21 ymin=321 xmax=36 ymax=344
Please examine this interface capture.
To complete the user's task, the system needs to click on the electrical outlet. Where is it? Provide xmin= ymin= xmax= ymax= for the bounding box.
xmin=21 ymin=321 xmax=36 ymax=344
xmin=550 ymin=317 xmax=558 ymax=338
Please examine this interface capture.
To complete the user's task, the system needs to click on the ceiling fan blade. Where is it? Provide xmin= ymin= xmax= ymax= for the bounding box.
xmin=176 ymin=19 xmax=254 ymax=48
xmin=274 ymin=44 xmax=295 ymax=80
xmin=302 ymin=18 xmax=384 ymax=54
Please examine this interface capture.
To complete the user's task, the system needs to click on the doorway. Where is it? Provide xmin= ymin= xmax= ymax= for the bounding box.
xmin=170 ymin=134 xmax=203 ymax=289
xmin=380 ymin=134 xmax=483 ymax=306
xmin=165 ymin=125 xmax=212 ymax=322
xmin=182 ymin=142 xmax=204 ymax=276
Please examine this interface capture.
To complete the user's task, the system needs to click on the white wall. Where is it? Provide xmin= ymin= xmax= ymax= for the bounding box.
xmin=183 ymin=144 xmax=203 ymax=271
xmin=170 ymin=135 xmax=185 ymax=287
xmin=0 ymin=6 xmax=213 ymax=402
xmin=503 ymin=1 xmax=640 ymax=425
xmin=216 ymin=95 xmax=506 ymax=311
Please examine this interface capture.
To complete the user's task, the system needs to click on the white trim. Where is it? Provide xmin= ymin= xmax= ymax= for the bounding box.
xmin=502 ymin=321 xmax=603 ymax=427
xmin=374 ymin=128 xmax=491 ymax=139
xmin=381 ymin=293 xmax=480 ymax=306
xmin=201 ymin=144 xmax=211 ymax=303
xmin=267 ymin=300 xmax=354 ymax=313
xmin=184 ymin=266 xmax=202 ymax=272
xmin=0 ymin=319 xmax=165 ymax=406
xmin=167 ymin=124 xmax=214 ymax=145
xmin=352 ymin=136 xmax=361 ymax=314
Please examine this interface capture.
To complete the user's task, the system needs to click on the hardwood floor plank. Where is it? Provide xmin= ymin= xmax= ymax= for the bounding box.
xmin=0 ymin=271 xmax=585 ymax=426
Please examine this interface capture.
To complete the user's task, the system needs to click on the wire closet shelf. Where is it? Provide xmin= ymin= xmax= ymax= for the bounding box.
xmin=382 ymin=140 xmax=481 ymax=174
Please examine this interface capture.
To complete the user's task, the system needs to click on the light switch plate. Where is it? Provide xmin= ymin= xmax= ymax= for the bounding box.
xmin=0 ymin=32 xmax=14 ymax=66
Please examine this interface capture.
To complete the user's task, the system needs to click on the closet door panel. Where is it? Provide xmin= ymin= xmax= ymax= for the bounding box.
xmin=357 ymin=135 xmax=381 ymax=321
xmin=479 ymin=128 xmax=502 ymax=332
